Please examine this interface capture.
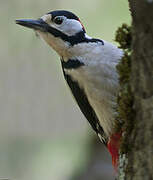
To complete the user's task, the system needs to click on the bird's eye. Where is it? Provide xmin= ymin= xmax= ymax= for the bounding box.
xmin=54 ymin=17 xmax=63 ymax=25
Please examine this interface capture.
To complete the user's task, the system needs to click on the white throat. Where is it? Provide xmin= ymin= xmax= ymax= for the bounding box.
xmin=36 ymin=29 xmax=93 ymax=61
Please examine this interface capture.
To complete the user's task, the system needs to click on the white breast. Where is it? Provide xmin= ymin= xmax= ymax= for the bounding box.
xmin=64 ymin=41 xmax=123 ymax=136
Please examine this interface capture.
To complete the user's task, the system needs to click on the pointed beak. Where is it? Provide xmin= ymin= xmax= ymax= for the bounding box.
xmin=15 ymin=19 xmax=48 ymax=31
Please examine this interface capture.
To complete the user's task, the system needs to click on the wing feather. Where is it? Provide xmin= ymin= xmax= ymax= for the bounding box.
xmin=61 ymin=62 xmax=107 ymax=144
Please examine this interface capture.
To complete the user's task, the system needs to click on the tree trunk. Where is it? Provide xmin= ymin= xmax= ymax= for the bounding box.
xmin=118 ymin=1 xmax=153 ymax=179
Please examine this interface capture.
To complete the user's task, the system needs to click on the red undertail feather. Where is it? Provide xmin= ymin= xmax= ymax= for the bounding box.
xmin=107 ymin=132 xmax=122 ymax=170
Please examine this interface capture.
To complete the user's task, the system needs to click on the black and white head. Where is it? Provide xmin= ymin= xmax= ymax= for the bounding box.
xmin=16 ymin=10 xmax=91 ymax=57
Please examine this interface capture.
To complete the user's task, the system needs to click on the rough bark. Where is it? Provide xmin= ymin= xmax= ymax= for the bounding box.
xmin=118 ymin=1 xmax=153 ymax=179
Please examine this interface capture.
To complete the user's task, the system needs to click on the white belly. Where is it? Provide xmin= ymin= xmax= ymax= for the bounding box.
xmin=65 ymin=65 xmax=119 ymax=137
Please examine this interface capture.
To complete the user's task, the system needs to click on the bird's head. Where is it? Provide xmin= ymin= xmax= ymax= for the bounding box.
xmin=16 ymin=10 xmax=88 ymax=58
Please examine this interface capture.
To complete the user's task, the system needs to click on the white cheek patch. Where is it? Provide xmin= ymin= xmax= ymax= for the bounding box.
xmin=40 ymin=14 xmax=83 ymax=36
xmin=60 ymin=19 xmax=83 ymax=36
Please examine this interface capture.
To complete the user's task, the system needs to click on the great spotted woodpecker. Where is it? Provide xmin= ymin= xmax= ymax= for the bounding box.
xmin=16 ymin=10 xmax=123 ymax=168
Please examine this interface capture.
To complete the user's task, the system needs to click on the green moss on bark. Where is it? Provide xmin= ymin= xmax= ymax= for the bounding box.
xmin=114 ymin=24 xmax=135 ymax=154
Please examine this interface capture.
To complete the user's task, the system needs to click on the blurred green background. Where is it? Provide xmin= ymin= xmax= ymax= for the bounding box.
xmin=0 ymin=0 xmax=130 ymax=179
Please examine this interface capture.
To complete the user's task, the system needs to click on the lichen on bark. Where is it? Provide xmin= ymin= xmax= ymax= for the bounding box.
xmin=114 ymin=24 xmax=135 ymax=178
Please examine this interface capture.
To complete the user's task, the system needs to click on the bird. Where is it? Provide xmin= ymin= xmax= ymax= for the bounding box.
xmin=16 ymin=10 xmax=123 ymax=168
